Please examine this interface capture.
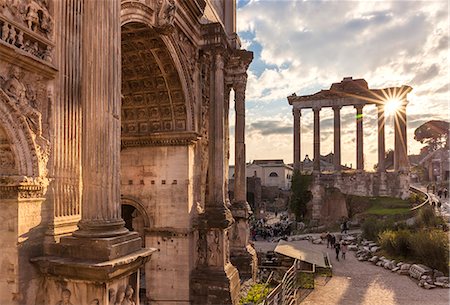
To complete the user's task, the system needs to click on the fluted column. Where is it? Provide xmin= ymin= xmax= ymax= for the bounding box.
xmin=377 ymin=104 xmax=386 ymax=172
xmin=333 ymin=105 xmax=342 ymax=171
xmin=293 ymin=108 xmax=301 ymax=171
xmin=75 ymin=0 xmax=127 ymax=237
xmin=394 ymin=99 xmax=409 ymax=171
xmin=234 ymin=78 xmax=247 ymax=203
xmin=207 ymin=53 xmax=227 ymax=209
xmin=355 ymin=105 xmax=364 ymax=171
xmin=313 ymin=107 xmax=321 ymax=172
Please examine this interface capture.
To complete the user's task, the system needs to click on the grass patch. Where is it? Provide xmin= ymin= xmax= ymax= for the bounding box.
xmin=366 ymin=207 xmax=410 ymax=215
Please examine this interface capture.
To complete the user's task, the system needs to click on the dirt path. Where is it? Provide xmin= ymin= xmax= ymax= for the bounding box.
xmin=255 ymin=240 xmax=449 ymax=305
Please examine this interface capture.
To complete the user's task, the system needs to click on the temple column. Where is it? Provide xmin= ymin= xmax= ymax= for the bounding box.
xmin=313 ymin=107 xmax=321 ymax=172
xmin=377 ymin=104 xmax=387 ymax=195
xmin=333 ymin=105 xmax=342 ymax=171
xmin=355 ymin=105 xmax=364 ymax=171
xmin=394 ymin=99 xmax=409 ymax=171
xmin=293 ymin=108 xmax=301 ymax=171
xmin=377 ymin=104 xmax=386 ymax=172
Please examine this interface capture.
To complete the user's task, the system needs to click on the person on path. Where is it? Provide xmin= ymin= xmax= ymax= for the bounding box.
xmin=438 ymin=189 xmax=442 ymax=198
xmin=334 ymin=241 xmax=341 ymax=261
xmin=326 ymin=232 xmax=332 ymax=248
xmin=341 ymin=241 xmax=347 ymax=259
xmin=330 ymin=234 xmax=336 ymax=249
xmin=444 ymin=188 xmax=448 ymax=199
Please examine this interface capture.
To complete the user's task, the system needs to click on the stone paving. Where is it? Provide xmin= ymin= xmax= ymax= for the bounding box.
xmin=255 ymin=239 xmax=450 ymax=305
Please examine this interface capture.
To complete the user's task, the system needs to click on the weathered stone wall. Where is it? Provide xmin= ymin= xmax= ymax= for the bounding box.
xmin=121 ymin=145 xmax=195 ymax=304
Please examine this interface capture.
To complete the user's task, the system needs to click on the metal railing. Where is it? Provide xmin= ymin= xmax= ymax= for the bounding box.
xmin=410 ymin=185 xmax=431 ymax=211
xmin=263 ymin=260 xmax=298 ymax=305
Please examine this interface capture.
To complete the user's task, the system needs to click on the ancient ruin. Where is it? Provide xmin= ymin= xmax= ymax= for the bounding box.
xmin=288 ymin=77 xmax=413 ymax=220
xmin=0 ymin=0 xmax=255 ymax=304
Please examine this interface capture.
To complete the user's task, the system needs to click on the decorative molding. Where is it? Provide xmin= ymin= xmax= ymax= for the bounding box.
xmin=121 ymin=131 xmax=200 ymax=148
xmin=0 ymin=183 xmax=45 ymax=199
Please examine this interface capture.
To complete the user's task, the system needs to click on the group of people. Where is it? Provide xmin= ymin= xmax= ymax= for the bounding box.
xmin=427 ymin=184 xmax=448 ymax=199
xmin=250 ymin=217 xmax=292 ymax=241
xmin=323 ymin=232 xmax=348 ymax=261
xmin=437 ymin=188 xmax=448 ymax=199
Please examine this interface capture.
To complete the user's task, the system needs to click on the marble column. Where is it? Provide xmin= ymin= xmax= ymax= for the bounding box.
xmin=394 ymin=99 xmax=409 ymax=171
xmin=333 ymin=105 xmax=342 ymax=171
xmin=191 ymin=52 xmax=240 ymax=305
xmin=74 ymin=0 xmax=127 ymax=238
xmin=293 ymin=108 xmax=301 ymax=171
xmin=234 ymin=80 xmax=246 ymax=203
xmin=313 ymin=107 xmax=321 ymax=172
xmin=377 ymin=104 xmax=387 ymax=196
xmin=355 ymin=105 xmax=364 ymax=171
xmin=230 ymin=75 xmax=257 ymax=281
xmin=377 ymin=104 xmax=386 ymax=172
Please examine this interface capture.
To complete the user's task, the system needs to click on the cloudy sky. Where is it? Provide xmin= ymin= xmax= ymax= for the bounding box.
xmin=228 ymin=0 xmax=449 ymax=170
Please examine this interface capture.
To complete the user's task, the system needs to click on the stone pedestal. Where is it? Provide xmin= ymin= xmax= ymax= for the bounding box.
xmin=191 ymin=208 xmax=240 ymax=305
xmin=230 ymin=201 xmax=258 ymax=281
xmin=378 ymin=171 xmax=388 ymax=196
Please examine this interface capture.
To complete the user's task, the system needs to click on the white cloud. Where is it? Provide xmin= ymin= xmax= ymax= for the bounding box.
xmin=234 ymin=0 xmax=449 ymax=166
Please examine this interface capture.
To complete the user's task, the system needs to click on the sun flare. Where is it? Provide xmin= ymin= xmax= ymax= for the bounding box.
xmin=384 ymin=98 xmax=401 ymax=116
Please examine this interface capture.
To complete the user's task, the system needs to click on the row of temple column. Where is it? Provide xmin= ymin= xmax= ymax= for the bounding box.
xmin=293 ymin=101 xmax=408 ymax=173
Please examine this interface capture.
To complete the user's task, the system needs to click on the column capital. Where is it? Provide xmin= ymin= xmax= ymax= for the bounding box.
xmin=354 ymin=104 xmax=365 ymax=111
xmin=292 ymin=107 xmax=301 ymax=116
xmin=232 ymin=73 xmax=247 ymax=92
xmin=332 ymin=105 xmax=342 ymax=111
xmin=312 ymin=106 xmax=322 ymax=112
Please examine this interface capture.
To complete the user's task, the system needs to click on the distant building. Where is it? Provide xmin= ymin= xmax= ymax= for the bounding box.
xmin=419 ymin=147 xmax=450 ymax=182
xmin=229 ymin=159 xmax=294 ymax=190
xmin=296 ymin=153 xmax=351 ymax=173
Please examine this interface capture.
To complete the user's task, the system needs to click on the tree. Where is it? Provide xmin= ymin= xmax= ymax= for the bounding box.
xmin=414 ymin=120 xmax=449 ymax=155
xmin=289 ymin=170 xmax=312 ymax=221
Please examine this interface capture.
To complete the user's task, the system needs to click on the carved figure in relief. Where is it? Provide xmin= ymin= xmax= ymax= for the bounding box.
xmin=108 ymin=288 xmax=116 ymax=304
xmin=26 ymin=2 xmax=40 ymax=31
xmin=16 ymin=30 xmax=23 ymax=48
xmin=121 ymin=285 xmax=136 ymax=305
xmin=55 ymin=289 xmax=73 ymax=305
xmin=3 ymin=66 xmax=26 ymax=104
xmin=42 ymin=45 xmax=52 ymax=61
xmin=196 ymin=231 xmax=206 ymax=265
xmin=114 ymin=288 xmax=125 ymax=305
xmin=1 ymin=23 xmax=9 ymax=41
xmin=157 ymin=0 xmax=176 ymax=29
xmin=7 ymin=25 xmax=16 ymax=44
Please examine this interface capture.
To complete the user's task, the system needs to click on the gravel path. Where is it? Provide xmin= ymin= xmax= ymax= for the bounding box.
xmin=255 ymin=240 xmax=450 ymax=305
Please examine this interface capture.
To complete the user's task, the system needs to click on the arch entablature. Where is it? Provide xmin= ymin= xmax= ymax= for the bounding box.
xmin=0 ymin=90 xmax=43 ymax=179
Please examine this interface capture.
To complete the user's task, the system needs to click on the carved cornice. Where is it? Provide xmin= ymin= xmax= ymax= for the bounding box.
xmin=121 ymin=131 xmax=201 ymax=148
xmin=0 ymin=184 xmax=45 ymax=199
xmin=201 ymin=23 xmax=230 ymax=51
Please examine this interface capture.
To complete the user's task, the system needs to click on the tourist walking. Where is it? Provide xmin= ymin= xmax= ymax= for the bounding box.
xmin=444 ymin=188 xmax=448 ymax=199
xmin=341 ymin=241 xmax=347 ymax=259
xmin=326 ymin=232 xmax=332 ymax=248
xmin=438 ymin=189 xmax=442 ymax=198
xmin=330 ymin=234 xmax=336 ymax=249
xmin=334 ymin=241 xmax=341 ymax=261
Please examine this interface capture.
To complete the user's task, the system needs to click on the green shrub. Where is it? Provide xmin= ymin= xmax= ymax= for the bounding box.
xmin=379 ymin=229 xmax=449 ymax=274
xmin=361 ymin=217 xmax=395 ymax=241
xmin=239 ymin=283 xmax=270 ymax=305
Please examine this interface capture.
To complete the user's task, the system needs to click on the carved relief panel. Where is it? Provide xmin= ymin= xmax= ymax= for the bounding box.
xmin=0 ymin=0 xmax=54 ymax=63
xmin=0 ymin=124 xmax=17 ymax=175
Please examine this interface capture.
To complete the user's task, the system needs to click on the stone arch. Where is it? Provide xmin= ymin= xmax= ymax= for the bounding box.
xmin=0 ymin=90 xmax=41 ymax=177
xmin=121 ymin=18 xmax=195 ymax=138
xmin=121 ymin=195 xmax=151 ymax=229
